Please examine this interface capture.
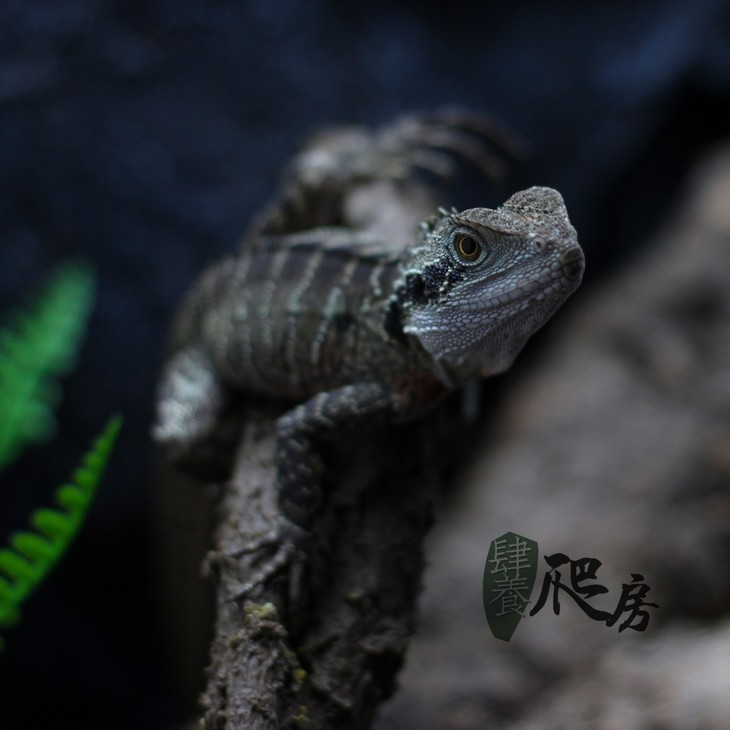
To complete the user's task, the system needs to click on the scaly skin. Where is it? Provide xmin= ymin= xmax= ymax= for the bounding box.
xmin=156 ymin=188 xmax=582 ymax=524
xmin=153 ymin=111 xmax=584 ymax=590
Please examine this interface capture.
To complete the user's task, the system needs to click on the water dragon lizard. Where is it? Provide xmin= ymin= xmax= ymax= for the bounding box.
xmin=153 ymin=110 xmax=584 ymax=593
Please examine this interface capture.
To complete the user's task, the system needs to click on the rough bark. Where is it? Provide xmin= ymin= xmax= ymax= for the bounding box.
xmin=200 ymin=399 xmax=464 ymax=729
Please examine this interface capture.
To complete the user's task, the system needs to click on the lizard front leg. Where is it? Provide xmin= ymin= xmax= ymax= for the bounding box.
xmin=233 ymin=382 xmax=395 ymax=598
xmin=276 ymin=382 xmax=394 ymax=528
xmin=154 ymin=346 xmax=242 ymax=480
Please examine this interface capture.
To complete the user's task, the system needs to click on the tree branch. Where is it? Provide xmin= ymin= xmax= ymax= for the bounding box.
xmin=202 ymin=401 xmax=460 ymax=729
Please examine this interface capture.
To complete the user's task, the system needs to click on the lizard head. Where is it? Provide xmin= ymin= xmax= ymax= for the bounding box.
xmin=398 ymin=186 xmax=584 ymax=385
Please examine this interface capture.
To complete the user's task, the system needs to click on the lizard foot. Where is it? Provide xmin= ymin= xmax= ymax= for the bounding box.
xmin=228 ymin=519 xmax=310 ymax=602
xmin=376 ymin=107 xmax=526 ymax=183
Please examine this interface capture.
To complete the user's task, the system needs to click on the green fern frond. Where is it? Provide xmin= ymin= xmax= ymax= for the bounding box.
xmin=0 ymin=263 xmax=96 ymax=470
xmin=0 ymin=415 xmax=122 ymax=651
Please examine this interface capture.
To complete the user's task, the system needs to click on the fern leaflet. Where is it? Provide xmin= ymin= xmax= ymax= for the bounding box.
xmin=0 ymin=263 xmax=96 ymax=470
xmin=0 ymin=415 xmax=122 ymax=651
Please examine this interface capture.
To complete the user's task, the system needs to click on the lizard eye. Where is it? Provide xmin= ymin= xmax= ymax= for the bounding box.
xmin=454 ymin=234 xmax=482 ymax=262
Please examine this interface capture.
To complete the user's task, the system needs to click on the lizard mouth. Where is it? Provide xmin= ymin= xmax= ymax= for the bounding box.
xmin=560 ymin=247 xmax=585 ymax=281
xmin=459 ymin=262 xmax=580 ymax=315
xmin=486 ymin=246 xmax=584 ymax=311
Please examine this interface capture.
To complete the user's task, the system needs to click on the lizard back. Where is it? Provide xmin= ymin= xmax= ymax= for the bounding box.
xmin=173 ymin=231 xmax=410 ymax=400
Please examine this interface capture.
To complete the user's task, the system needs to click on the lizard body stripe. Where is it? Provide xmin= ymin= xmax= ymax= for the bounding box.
xmin=243 ymin=246 xmax=280 ymax=388
xmin=309 ymin=254 xmax=360 ymax=375
xmin=285 ymin=247 xmax=325 ymax=389
xmin=360 ymin=260 xmax=387 ymax=321
xmin=259 ymin=246 xmax=290 ymax=352
xmin=211 ymin=251 xmax=254 ymax=381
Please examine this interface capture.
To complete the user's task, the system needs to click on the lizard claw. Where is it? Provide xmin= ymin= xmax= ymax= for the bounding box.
xmin=229 ymin=541 xmax=296 ymax=600
xmin=228 ymin=519 xmax=310 ymax=601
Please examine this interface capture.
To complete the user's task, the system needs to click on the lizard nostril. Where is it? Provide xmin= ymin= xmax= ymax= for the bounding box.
xmin=561 ymin=248 xmax=584 ymax=280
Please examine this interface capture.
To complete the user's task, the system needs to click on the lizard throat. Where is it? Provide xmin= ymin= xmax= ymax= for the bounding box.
xmin=402 ymin=263 xmax=581 ymax=382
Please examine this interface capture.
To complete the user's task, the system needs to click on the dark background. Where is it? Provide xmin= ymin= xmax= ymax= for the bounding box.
xmin=1 ymin=1 xmax=729 ymax=727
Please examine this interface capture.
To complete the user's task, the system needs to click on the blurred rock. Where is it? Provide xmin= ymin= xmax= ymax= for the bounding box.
xmin=512 ymin=620 xmax=730 ymax=729
xmin=376 ymin=146 xmax=730 ymax=729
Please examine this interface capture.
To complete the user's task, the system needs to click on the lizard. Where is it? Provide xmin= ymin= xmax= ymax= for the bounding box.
xmin=153 ymin=110 xmax=584 ymax=594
